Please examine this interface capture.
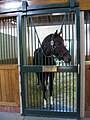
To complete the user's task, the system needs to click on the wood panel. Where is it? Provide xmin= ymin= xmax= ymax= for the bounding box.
xmin=85 ymin=63 xmax=90 ymax=116
xmin=28 ymin=0 xmax=68 ymax=6
xmin=27 ymin=0 xmax=90 ymax=10
xmin=77 ymin=0 xmax=90 ymax=10
xmin=0 ymin=65 xmax=20 ymax=106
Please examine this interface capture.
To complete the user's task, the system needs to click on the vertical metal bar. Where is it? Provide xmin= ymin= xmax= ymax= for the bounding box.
xmin=68 ymin=12 xmax=71 ymax=65
xmin=23 ymin=16 xmax=27 ymax=65
xmin=59 ymin=72 xmax=61 ymax=111
xmin=9 ymin=17 xmax=11 ymax=64
xmin=27 ymin=16 xmax=30 ymax=65
xmin=27 ymin=73 xmax=29 ymax=108
xmin=8 ymin=18 xmax=10 ymax=64
xmin=68 ymin=12 xmax=71 ymax=112
xmin=64 ymin=14 xmax=68 ymax=112
xmin=18 ymin=13 xmax=26 ymax=115
xmin=65 ymin=13 xmax=66 ymax=65
xmin=71 ymin=12 xmax=74 ymax=65
xmin=66 ymin=72 xmax=67 ymax=112
xmin=25 ymin=73 xmax=29 ymax=108
xmin=76 ymin=8 xmax=80 ymax=118
xmin=69 ymin=72 xmax=71 ymax=112
xmin=73 ymin=72 xmax=75 ymax=112
xmin=31 ymin=17 xmax=33 ymax=109
xmin=33 ymin=27 xmax=38 ymax=108
xmin=85 ymin=12 xmax=88 ymax=60
xmin=62 ymin=72 xmax=64 ymax=111
xmin=6 ymin=18 xmax=8 ymax=64
xmin=11 ymin=17 xmax=13 ymax=64
xmin=0 ymin=18 xmax=2 ymax=64
xmin=56 ymin=71 xmax=57 ymax=110
xmin=89 ymin=11 xmax=90 ymax=56
xmin=25 ymin=16 xmax=28 ymax=65
xmin=30 ymin=74 xmax=32 ymax=109
xmin=1 ymin=19 xmax=3 ymax=64
xmin=2 ymin=18 xmax=5 ymax=64
xmin=4 ymin=18 xmax=6 ymax=64
xmin=13 ymin=17 xmax=16 ymax=64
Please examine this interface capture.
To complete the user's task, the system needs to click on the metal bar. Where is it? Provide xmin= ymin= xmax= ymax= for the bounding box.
xmin=66 ymin=72 xmax=67 ymax=112
xmin=22 ymin=66 xmax=78 ymax=73
xmin=25 ymin=73 xmax=29 ymax=108
xmin=25 ymin=109 xmax=78 ymax=118
xmin=0 ymin=18 xmax=3 ymax=64
xmin=5 ymin=18 xmax=8 ymax=64
xmin=11 ymin=17 xmax=13 ymax=64
xmin=59 ymin=72 xmax=61 ymax=111
xmin=3 ymin=18 xmax=5 ymax=64
xmin=26 ymin=8 xmax=76 ymax=16
xmin=27 ymin=17 xmax=30 ymax=65
xmin=85 ymin=13 xmax=88 ymax=59
xmin=8 ymin=18 xmax=10 ymax=64
xmin=14 ymin=17 xmax=17 ymax=64
xmin=69 ymin=72 xmax=71 ymax=112
xmin=68 ymin=12 xmax=71 ymax=66
xmin=62 ymin=72 xmax=64 ymax=111
xmin=18 ymin=13 xmax=26 ymax=115
xmin=76 ymin=8 xmax=80 ymax=118
xmin=71 ymin=12 xmax=74 ymax=65
xmin=89 ymin=11 xmax=90 ymax=56
xmin=73 ymin=72 xmax=75 ymax=112
xmin=4 ymin=18 xmax=7 ymax=64
xmin=23 ymin=16 xmax=25 ymax=64
xmin=56 ymin=72 xmax=57 ymax=110
xmin=69 ymin=0 xmax=75 ymax=8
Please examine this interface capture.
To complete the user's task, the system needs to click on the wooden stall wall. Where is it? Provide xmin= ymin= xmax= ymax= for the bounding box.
xmin=27 ymin=0 xmax=90 ymax=10
xmin=0 ymin=16 xmax=20 ymax=113
xmin=85 ymin=63 xmax=90 ymax=117
xmin=0 ymin=65 xmax=20 ymax=112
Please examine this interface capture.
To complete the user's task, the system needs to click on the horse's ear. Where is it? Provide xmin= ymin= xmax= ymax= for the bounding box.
xmin=54 ymin=30 xmax=58 ymax=37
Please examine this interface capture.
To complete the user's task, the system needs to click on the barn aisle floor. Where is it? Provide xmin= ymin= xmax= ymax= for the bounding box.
xmin=0 ymin=112 xmax=89 ymax=120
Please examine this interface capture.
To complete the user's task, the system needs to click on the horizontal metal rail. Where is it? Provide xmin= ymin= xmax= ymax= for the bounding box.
xmin=22 ymin=66 xmax=78 ymax=73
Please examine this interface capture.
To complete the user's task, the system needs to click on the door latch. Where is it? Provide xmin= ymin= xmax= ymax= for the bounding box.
xmin=78 ymin=64 xmax=80 ymax=74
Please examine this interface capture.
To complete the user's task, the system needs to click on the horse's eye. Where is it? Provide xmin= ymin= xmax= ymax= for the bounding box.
xmin=54 ymin=45 xmax=56 ymax=49
xmin=59 ymin=53 xmax=63 ymax=57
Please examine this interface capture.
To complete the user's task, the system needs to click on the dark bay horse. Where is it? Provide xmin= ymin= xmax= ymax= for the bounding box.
xmin=33 ymin=30 xmax=71 ymax=107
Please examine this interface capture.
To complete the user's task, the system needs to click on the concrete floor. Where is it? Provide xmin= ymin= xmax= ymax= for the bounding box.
xmin=0 ymin=112 xmax=90 ymax=120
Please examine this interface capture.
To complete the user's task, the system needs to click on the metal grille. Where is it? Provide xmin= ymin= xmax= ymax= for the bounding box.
xmin=0 ymin=17 xmax=18 ymax=64
xmin=24 ymin=72 xmax=77 ymax=112
xmin=20 ymin=10 xmax=80 ymax=117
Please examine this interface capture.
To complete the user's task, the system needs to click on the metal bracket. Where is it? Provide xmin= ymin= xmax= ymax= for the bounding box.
xmin=22 ymin=1 xmax=28 ymax=12
xmin=78 ymin=64 xmax=80 ymax=74
xmin=69 ymin=0 xmax=75 ymax=8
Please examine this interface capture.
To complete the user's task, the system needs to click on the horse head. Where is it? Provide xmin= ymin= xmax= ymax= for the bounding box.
xmin=42 ymin=30 xmax=71 ymax=63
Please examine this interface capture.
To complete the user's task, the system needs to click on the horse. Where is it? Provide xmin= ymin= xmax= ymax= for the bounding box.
xmin=33 ymin=30 xmax=71 ymax=107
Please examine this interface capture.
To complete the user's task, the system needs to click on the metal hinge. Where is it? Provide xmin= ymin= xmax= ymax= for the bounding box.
xmin=78 ymin=64 xmax=80 ymax=74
